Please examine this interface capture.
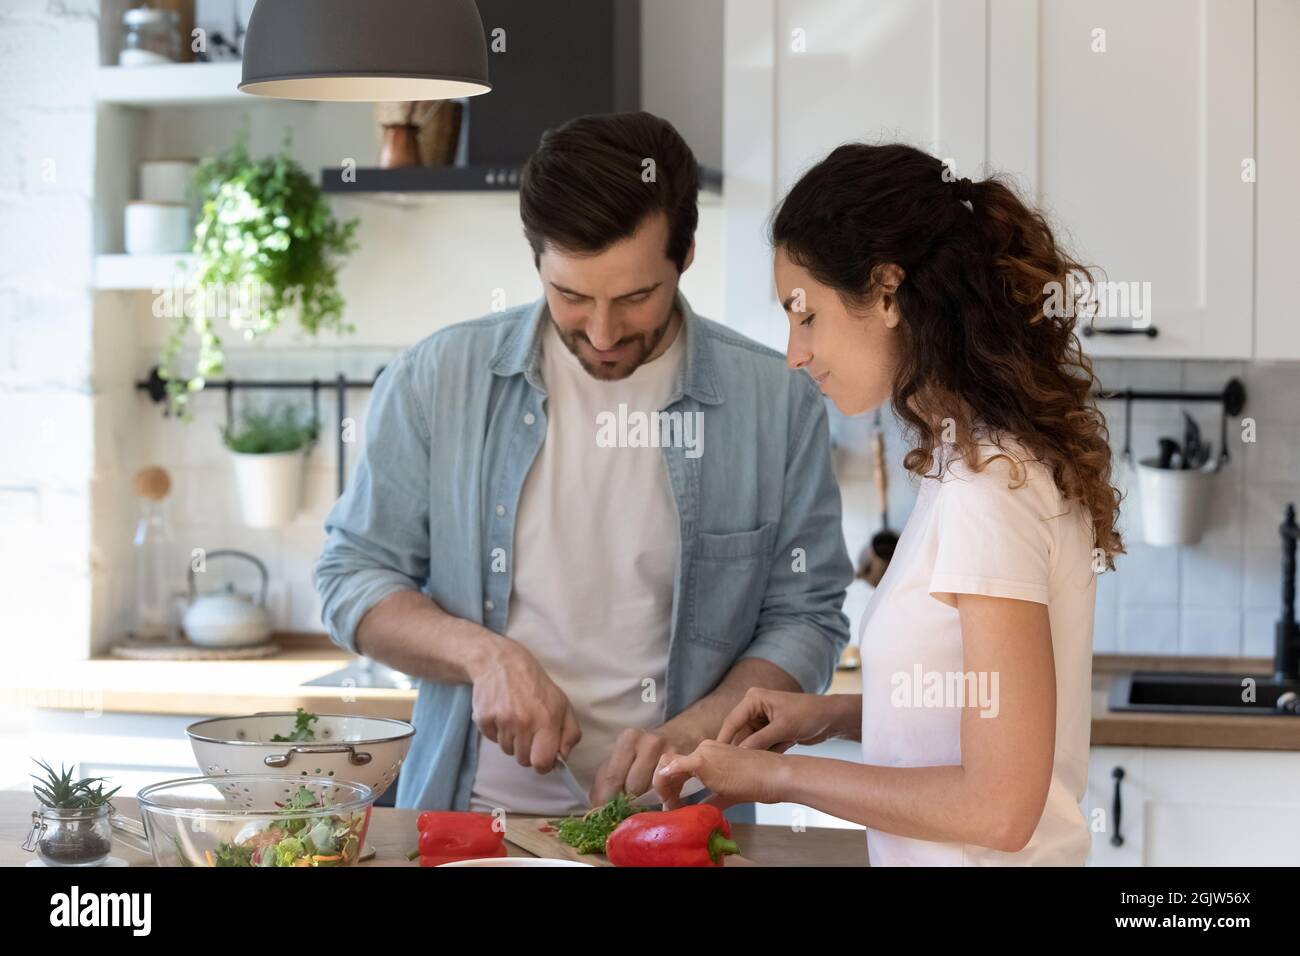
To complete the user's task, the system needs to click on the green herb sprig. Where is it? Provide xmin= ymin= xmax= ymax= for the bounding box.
xmin=549 ymin=792 xmax=647 ymax=855
xmin=270 ymin=708 xmax=319 ymax=742
xmin=222 ymin=404 xmax=318 ymax=455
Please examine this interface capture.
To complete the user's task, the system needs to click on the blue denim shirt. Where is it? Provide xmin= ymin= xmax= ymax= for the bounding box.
xmin=315 ymin=290 xmax=852 ymax=810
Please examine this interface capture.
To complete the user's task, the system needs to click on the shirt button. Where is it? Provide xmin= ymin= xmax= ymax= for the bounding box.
xmin=523 ymin=412 xmax=536 ymax=426
xmin=484 ymin=599 xmax=495 ymax=612
xmin=495 ymin=504 xmax=506 ymax=516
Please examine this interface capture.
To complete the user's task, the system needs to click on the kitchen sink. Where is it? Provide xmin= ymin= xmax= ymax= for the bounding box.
xmin=303 ymin=658 xmax=415 ymax=691
xmin=1109 ymin=671 xmax=1300 ymax=716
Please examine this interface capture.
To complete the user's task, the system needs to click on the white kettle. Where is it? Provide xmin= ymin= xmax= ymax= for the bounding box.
xmin=182 ymin=549 xmax=274 ymax=648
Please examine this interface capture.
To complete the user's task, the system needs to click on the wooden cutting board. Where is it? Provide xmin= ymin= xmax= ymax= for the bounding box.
xmin=504 ymin=815 xmax=758 ymax=867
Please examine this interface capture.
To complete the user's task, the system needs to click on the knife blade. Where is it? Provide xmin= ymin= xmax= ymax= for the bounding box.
xmin=553 ymin=755 xmax=591 ymax=810
xmin=633 ymin=775 xmax=710 ymax=808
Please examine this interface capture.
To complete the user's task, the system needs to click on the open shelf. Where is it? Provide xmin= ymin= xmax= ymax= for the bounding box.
xmin=95 ymin=62 xmax=252 ymax=107
xmin=94 ymin=254 xmax=195 ymax=290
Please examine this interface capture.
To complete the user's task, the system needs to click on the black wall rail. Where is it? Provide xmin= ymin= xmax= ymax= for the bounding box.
xmin=1094 ymin=377 xmax=1247 ymax=464
xmin=136 ymin=366 xmax=384 ymax=496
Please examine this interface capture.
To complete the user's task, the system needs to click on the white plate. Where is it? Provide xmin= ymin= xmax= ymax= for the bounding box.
xmin=437 ymin=857 xmax=593 ymax=868
xmin=26 ymin=856 xmax=129 ymax=867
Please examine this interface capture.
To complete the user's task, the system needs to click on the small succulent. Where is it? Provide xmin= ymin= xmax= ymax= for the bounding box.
xmin=30 ymin=759 xmax=121 ymax=811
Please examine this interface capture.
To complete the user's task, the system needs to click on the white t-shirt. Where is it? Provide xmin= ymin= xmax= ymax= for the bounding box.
xmin=469 ymin=318 xmax=683 ymax=815
xmin=858 ymin=441 xmax=1096 ymax=866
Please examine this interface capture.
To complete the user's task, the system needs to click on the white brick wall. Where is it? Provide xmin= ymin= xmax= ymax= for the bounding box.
xmin=0 ymin=0 xmax=98 ymax=663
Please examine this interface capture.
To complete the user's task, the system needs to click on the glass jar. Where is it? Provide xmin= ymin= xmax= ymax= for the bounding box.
xmin=23 ymin=804 xmax=114 ymax=867
xmin=120 ymin=6 xmax=181 ymax=67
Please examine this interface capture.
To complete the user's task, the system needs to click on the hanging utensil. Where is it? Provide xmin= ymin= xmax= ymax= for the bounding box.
xmin=863 ymin=410 xmax=900 ymax=587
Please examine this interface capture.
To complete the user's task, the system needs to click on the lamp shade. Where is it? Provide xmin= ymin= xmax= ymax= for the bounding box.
xmin=239 ymin=0 xmax=491 ymax=102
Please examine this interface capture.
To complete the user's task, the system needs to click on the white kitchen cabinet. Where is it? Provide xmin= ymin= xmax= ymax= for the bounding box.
xmin=723 ymin=0 xmax=987 ymax=352
xmin=988 ymin=0 xmax=1255 ymax=359
xmin=1254 ymin=0 xmax=1300 ymax=361
xmin=0 ymin=710 xmax=201 ymax=797
xmin=1085 ymin=745 xmax=1300 ymax=866
xmin=1084 ymin=746 xmax=1146 ymax=866
xmin=724 ymin=0 xmax=1265 ymax=361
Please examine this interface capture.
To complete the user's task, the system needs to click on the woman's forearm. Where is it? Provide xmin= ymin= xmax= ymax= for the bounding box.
xmin=776 ymin=755 xmax=1040 ymax=853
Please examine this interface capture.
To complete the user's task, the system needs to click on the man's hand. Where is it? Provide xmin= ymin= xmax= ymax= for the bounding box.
xmin=590 ymin=726 xmax=692 ymax=806
xmin=467 ymin=635 xmax=581 ymax=773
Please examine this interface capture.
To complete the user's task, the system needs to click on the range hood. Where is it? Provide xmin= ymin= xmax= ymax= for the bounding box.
xmin=323 ymin=0 xmax=642 ymax=193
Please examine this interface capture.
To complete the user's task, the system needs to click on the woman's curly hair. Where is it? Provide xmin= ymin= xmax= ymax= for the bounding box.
xmin=771 ymin=143 xmax=1124 ymax=565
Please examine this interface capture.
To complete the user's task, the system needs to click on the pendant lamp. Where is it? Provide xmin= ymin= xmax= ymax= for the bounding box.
xmin=239 ymin=0 xmax=491 ymax=102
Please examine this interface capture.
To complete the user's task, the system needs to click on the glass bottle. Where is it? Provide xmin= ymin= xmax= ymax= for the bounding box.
xmin=131 ymin=467 xmax=176 ymax=642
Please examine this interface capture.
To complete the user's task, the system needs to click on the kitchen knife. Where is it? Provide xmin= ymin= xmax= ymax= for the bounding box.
xmin=553 ymin=755 xmax=592 ymax=810
xmin=633 ymin=775 xmax=711 ymax=808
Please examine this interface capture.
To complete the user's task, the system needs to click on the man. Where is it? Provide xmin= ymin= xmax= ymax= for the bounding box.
xmin=315 ymin=111 xmax=852 ymax=813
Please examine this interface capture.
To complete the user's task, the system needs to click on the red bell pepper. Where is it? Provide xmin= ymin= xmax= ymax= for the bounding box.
xmin=408 ymin=811 xmax=507 ymax=866
xmin=605 ymin=804 xmax=740 ymax=867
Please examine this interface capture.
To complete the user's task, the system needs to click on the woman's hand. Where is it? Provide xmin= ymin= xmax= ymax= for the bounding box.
xmin=652 ymin=740 xmax=791 ymax=808
xmin=717 ymin=688 xmax=860 ymax=752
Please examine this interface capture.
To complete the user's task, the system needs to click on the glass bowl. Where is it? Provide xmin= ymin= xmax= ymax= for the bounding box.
xmin=111 ymin=774 xmax=374 ymax=867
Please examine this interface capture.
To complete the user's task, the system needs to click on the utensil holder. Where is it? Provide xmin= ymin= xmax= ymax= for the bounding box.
xmin=1134 ymin=457 xmax=1220 ymax=547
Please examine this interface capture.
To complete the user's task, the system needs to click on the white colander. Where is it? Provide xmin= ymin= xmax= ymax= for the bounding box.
xmin=187 ymin=713 xmax=416 ymax=799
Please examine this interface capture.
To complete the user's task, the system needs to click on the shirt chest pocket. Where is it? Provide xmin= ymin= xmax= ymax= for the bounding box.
xmin=688 ymin=522 xmax=778 ymax=651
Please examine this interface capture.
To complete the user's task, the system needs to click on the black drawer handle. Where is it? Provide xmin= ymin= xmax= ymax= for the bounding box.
xmin=1110 ymin=766 xmax=1125 ymax=847
xmin=1081 ymin=323 xmax=1159 ymax=338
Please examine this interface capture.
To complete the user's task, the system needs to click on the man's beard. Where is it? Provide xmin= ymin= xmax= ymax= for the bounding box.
xmin=551 ymin=304 xmax=677 ymax=382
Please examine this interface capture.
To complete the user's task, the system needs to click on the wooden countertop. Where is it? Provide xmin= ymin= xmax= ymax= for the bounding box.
xmin=1088 ymin=655 xmax=1300 ymax=751
xmin=832 ymin=654 xmax=1300 ymax=752
xmin=0 ymin=633 xmax=416 ymax=721
xmin=0 ymin=793 xmax=867 ymax=868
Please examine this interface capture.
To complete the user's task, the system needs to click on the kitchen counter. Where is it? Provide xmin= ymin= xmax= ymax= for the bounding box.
xmin=0 ymin=633 xmax=416 ymax=721
xmin=7 ymin=637 xmax=1296 ymax=751
xmin=1088 ymin=654 xmax=1300 ymax=751
xmin=831 ymin=654 xmax=1300 ymax=752
xmin=0 ymin=793 xmax=867 ymax=868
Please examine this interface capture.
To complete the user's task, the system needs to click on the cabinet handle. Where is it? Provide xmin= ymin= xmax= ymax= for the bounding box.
xmin=1080 ymin=324 xmax=1159 ymax=338
xmin=1110 ymin=766 xmax=1125 ymax=847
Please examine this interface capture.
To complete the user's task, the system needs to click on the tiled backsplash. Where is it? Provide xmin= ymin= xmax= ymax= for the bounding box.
xmin=119 ymin=345 xmax=396 ymax=640
xmin=833 ymin=359 xmax=1300 ymax=659
xmin=1094 ymin=360 xmax=1299 ymax=658
xmin=128 ymin=351 xmax=1300 ymax=658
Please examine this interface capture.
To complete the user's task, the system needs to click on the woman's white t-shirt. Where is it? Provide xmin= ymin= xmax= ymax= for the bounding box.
xmin=858 ymin=442 xmax=1096 ymax=866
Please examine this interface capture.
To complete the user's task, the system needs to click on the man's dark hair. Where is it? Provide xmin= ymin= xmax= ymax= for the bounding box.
xmin=519 ymin=111 xmax=700 ymax=272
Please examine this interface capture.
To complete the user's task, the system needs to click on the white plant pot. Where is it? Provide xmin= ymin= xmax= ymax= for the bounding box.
xmin=1134 ymin=457 xmax=1219 ymax=547
xmin=229 ymin=449 xmax=306 ymax=529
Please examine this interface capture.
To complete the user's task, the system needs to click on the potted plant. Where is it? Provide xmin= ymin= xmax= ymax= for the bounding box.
xmin=22 ymin=760 xmax=120 ymax=867
xmin=159 ymin=122 xmax=358 ymax=417
xmin=223 ymin=403 xmax=319 ymax=528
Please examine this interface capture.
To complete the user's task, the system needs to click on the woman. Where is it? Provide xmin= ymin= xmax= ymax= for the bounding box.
xmin=654 ymin=143 xmax=1123 ymax=866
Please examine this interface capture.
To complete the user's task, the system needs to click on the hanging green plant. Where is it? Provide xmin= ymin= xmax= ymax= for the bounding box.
xmin=159 ymin=122 xmax=359 ymax=416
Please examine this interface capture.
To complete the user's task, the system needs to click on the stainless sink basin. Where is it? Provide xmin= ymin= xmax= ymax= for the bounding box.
xmin=1109 ymin=671 xmax=1300 ymax=716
